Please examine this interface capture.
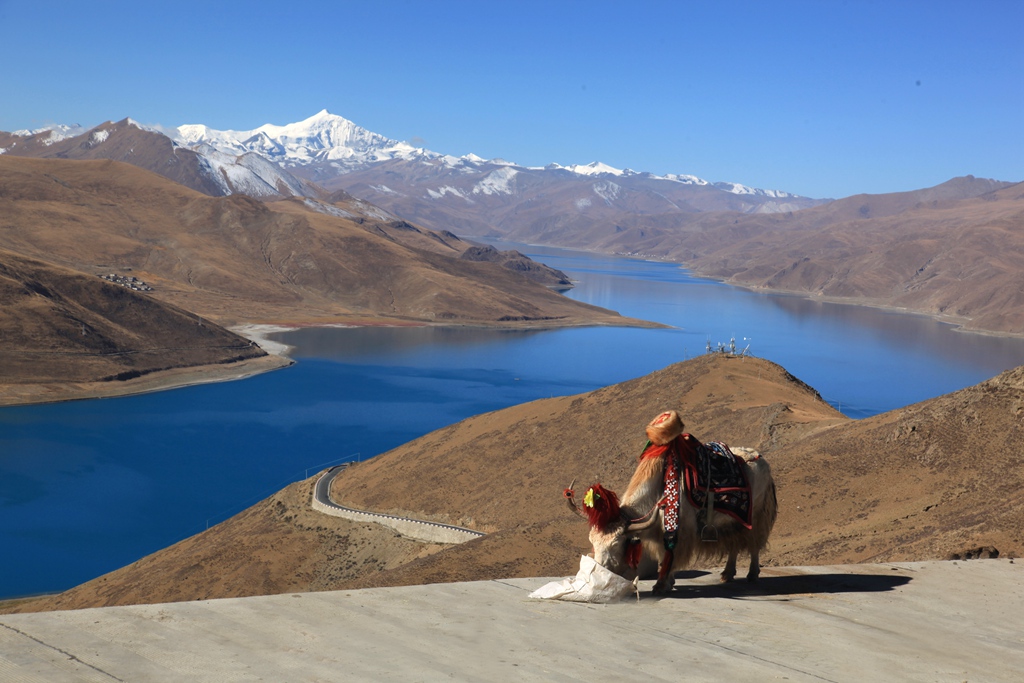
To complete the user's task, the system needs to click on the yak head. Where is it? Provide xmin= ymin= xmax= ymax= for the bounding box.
xmin=565 ymin=481 xmax=659 ymax=577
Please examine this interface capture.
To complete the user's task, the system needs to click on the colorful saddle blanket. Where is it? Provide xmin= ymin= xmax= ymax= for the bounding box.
xmin=680 ymin=440 xmax=752 ymax=529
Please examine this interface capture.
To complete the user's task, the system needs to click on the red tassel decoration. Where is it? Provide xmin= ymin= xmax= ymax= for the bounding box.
xmin=625 ymin=539 xmax=642 ymax=569
xmin=582 ymin=483 xmax=621 ymax=530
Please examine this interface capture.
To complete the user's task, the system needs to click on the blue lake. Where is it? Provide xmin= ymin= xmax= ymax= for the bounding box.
xmin=2 ymin=245 xmax=1023 ymax=599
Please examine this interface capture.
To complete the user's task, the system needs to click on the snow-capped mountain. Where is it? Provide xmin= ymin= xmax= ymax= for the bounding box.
xmin=176 ymin=109 xmax=422 ymax=170
xmin=175 ymin=109 xmax=804 ymax=200
xmin=191 ymin=143 xmax=315 ymax=197
xmin=3 ymin=110 xmax=826 ymax=252
xmin=0 ymin=118 xmax=321 ymax=200
xmin=10 ymin=123 xmax=87 ymax=144
xmin=164 ymin=109 xmax=830 ymax=246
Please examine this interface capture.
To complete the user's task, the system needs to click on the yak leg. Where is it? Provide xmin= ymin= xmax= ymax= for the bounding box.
xmin=652 ymin=575 xmax=675 ymax=594
xmin=720 ymin=548 xmax=738 ymax=583
xmin=745 ymin=537 xmax=761 ymax=583
xmin=652 ymin=550 xmax=676 ymax=595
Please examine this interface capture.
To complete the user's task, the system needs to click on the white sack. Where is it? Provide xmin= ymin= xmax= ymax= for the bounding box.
xmin=528 ymin=555 xmax=638 ymax=603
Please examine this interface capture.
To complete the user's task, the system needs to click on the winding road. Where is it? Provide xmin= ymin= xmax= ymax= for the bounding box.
xmin=312 ymin=465 xmax=485 ymax=544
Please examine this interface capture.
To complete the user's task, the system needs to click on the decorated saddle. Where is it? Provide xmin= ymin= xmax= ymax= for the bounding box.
xmin=680 ymin=439 xmax=752 ymax=529
xmin=641 ymin=411 xmax=753 ymax=531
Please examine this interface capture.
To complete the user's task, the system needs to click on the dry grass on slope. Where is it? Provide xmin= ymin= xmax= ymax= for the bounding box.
xmin=334 ymin=359 xmax=1024 ymax=590
xmin=0 ymin=248 xmax=272 ymax=404
xmin=11 ymin=354 xmax=1021 ymax=612
xmin=330 ymin=354 xmax=846 ymax=588
xmin=2 ymin=478 xmax=447 ymax=614
xmin=0 ymin=156 xmax=635 ymax=329
xmin=768 ymin=365 xmax=1024 ymax=566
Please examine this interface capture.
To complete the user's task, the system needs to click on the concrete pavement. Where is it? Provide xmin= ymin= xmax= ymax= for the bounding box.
xmin=1 ymin=559 xmax=1021 ymax=682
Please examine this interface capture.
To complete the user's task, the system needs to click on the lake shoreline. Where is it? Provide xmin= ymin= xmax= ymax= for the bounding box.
xmin=483 ymin=237 xmax=1024 ymax=339
xmin=696 ymin=275 xmax=1024 ymax=340
xmin=649 ymin=258 xmax=1024 ymax=340
xmin=0 ymin=354 xmax=296 ymax=408
xmin=0 ymin=312 xmax=668 ymax=408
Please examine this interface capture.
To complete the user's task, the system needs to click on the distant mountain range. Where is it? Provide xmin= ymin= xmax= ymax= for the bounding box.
xmin=0 ymin=119 xmax=319 ymax=199
xmin=1 ymin=110 xmax=822 ymax=209
xmin=3 ymin=111 xmax=1021 ymax=334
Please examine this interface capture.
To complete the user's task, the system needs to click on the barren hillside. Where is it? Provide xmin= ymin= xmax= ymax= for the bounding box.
xmin=0 ymin=155 xmax=648 ymax=402
xmin=0 ymin=248 xmax=280 ymax=405
xmin=11 ymin=354 xmax=1020 ymax=614
xmin=552 ymin=177 xmax=1024 ymax=335
xmin=338 ymin=170 xmax=1024 ymax=335
xmin=0 ymin=156 xmax=635 ymax=328
xmin=679 ymin=180 xmax=1024 ymax=334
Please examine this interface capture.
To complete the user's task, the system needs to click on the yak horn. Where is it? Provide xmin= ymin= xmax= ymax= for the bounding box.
xmin=625 ymin=505 xmax=663 ymax=533
xmin=563 ymin=478 xmax=584 ymax=517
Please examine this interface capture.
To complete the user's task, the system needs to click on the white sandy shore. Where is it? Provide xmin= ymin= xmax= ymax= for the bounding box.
xmin=230 ymin=324 xmax=299 ymax=357
xmin=230 ymin=323 xmax=363 ymax=357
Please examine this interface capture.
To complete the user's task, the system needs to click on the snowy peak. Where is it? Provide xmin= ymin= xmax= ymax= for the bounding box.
xmin=661 ymin=173 xmax=709 ymax=186
xmin=472 ymin=167 xmax=518 ymax=196
xmin=175 ymin=110 xmax=420 ymax=168
xmin=562 ymin=161 xmax=624 ymax=177
xmin=12 ymin=123 xmax=87 ymax=145
xmin=175 ymin=110 xmax=804 ymax=200
xmin=712 ymin=181 xmax=797 ymax=199
xmin=5 ymin=111 xmax=813 ymax=206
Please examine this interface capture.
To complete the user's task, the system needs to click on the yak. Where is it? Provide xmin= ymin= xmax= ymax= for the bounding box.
xmin=566 ymin=410 xmax=778 ymax=594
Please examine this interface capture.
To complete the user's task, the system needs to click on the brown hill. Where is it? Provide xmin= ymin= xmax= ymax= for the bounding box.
xmin=316 ymin=161 xmax=1024 ymax=334
xmin=510 ymin=176 xmax=1024 ymax=335
xmin=325 ymin=357 xmax=1022 ymax=585
xmin=1 ymin=121 xmax=226 ymax=196
xmin=673 ymin=179 xmax=1024 ymax=334
xmin=0 ymin=156 xmax=639 ymax=329
xmin=14 ymin=354 xmax=1019 ymax=614
xmin=13 ymin=353 xmax=1024 ymax=613
xmin=459 ymin=244 xmax=572 ymax=288
xmin=0 ymin=248 xmax=281 ymax=405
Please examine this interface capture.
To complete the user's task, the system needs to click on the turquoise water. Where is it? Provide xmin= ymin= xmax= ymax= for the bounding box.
xmin=2 ymin=246 xmax=1022 ymax=598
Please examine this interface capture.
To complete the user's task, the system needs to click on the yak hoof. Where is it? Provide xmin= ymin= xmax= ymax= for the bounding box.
xmin=745 ymin=570 xmax=760 ymax=583
xmin=652 ymin=578 xmax=675 ymax=595
xmin=720 ymin=572 xmax=735 ymax=583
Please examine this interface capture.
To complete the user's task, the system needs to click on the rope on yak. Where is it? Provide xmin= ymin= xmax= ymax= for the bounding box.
xmin=700 ymin=442 xmax=719 ymax=542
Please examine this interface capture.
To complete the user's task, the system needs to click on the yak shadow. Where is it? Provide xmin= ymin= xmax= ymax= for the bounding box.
xmin=649 ymin=570 xmax=912 ymax=601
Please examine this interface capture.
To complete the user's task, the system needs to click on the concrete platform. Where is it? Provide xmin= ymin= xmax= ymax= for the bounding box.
xmin=1 ymin=560 xmax=1021 ymax=682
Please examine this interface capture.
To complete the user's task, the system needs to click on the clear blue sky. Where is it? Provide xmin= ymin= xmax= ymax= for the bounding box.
xmin=1 ymin=0 xmax=1020 ymax=199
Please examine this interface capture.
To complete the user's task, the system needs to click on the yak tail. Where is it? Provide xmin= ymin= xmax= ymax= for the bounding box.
xmin=753 ymin=478 xmax=778 ymax=552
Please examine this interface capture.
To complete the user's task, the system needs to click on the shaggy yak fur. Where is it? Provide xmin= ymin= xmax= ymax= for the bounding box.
xmin=581 ymin=410 xmax=778 ymax=595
